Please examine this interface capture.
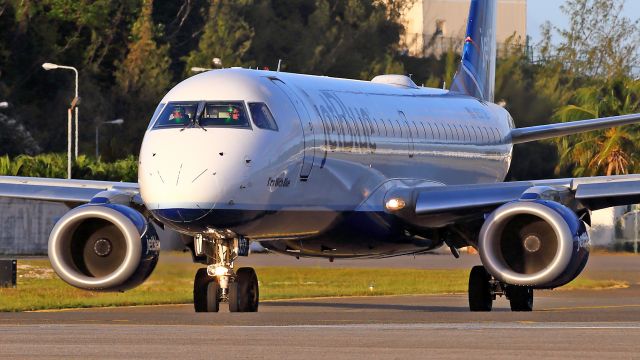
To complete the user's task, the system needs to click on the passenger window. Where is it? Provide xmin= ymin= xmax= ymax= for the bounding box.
xmin=428 ymin=123 xmax=437 ymax=140
xmin=484 ymin=128 xmax=492 ymax=144
xmin=362 ymin=119 xmax=370 ymax=137
xmin=154 ymin=102 xmax=198 ymax=128
xmin=200 ymin=102 xmax=250 ymax=127
xmin=445 ymin=124 xmax=452 ymax=141
xmin=451 ymin=124 xmax=459 ymax=142
xmin=419 ymin=123 xmax=427 ymax=140
xmin=343 ymin=117 xmax=353 ymax=136
xmin=453 ymin=124 xmax=461 ymax=142
xmin=354 ymin=118 xmax=363 ymax=137
xmin=248 ymin=103 xmax=278 ymax=131
xmin=395 ymin=120 xmax=403 ymax=138
xmin=386 ymin=119 xmax=394 ymax=137
xmin=362 ymin=119 xmax=371 ymax=137
xmin=493 ymin=128 xmax=501 ymax=143
xmin=470 ymin=126 xmax=478 ymax=142
xmin=460 ymin=125 xmax=468 ymax=142
xmin=371 ymin=119 xmax=379 ymax=136
xmin=437 ymin=124 xmax=445 ymax=141
xmin=412 ymin=122 xmax=421 ymax=140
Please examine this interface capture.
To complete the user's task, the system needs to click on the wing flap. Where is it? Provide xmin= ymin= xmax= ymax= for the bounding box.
xmin=574 ymin=179 xmax=640 ymax=210
xmin=415 ymin=182 xmax=533 ymax=215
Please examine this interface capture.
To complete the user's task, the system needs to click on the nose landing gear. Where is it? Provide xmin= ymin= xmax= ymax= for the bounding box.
xmin=192 ymin=235 xmax=258 ymax=312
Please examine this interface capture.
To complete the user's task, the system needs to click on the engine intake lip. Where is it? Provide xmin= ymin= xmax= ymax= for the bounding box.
xmin=479 ymin=201 xmax=574 ymax=286
xmin=48 ymin=205 xmax=143 ymax=290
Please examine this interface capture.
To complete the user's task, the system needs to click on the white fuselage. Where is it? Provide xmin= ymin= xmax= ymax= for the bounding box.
xmin=137 ymin=68 xmax=513 ymax=256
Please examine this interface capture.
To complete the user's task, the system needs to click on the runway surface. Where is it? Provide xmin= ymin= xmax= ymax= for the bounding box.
xmin=1 ymin=253 xmax=640 ymax=359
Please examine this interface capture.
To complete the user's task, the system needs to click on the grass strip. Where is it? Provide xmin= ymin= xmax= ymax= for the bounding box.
xmin=0 ymin=259 xmax=627 ymax=312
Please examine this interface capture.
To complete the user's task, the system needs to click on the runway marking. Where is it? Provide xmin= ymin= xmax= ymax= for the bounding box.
xmin=541 ymin=304 xmax=640 ymax=312
xmin=223 ymin=323 xmax=640 ymax=330
xmin=2 ymin=323 xmax=638 ymax=331
xmin=25 ymin=303 xmax=190 ymax=313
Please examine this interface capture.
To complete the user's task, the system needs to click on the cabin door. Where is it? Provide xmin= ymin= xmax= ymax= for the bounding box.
xmin=269 ymin=77 xmax=316 ymax=180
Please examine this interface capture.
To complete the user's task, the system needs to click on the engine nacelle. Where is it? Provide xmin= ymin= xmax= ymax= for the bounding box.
xmin=479 ymin=200 xmax=589 ymax=288
xmin=48 ymin=204 xmax=160 ymax=291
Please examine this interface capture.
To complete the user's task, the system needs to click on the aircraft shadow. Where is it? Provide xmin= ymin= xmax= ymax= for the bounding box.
xmin=263 ymin=301 xmax=495 ymax=312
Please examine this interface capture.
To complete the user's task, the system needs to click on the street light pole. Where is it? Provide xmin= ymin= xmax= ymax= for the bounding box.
xmin=95 ymin=119 xmax=124 ymax=159
xmin=42 ymin=62 xmax=80 ymax=159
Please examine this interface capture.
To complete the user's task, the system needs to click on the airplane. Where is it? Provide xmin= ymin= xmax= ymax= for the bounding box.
xmin=2 ymin=0 xmax=640 ymax=313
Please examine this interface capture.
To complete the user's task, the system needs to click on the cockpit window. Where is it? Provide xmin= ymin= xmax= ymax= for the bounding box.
xmin=200 ymin=102 xmax=250 ymax=127
xmin=152 ymin=101 xmax=250 ymax=129
xmin=147 ymin=103 xmax=166 ymax=130
xmin=154 ymin=102 xmax=198 ymax=128
xmin=249 ymin=102 xmax=278 ymax=131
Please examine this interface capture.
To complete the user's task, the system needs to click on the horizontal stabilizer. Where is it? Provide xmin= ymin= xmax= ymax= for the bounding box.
xmin=510 ymin=113 xmax=640 ymax=144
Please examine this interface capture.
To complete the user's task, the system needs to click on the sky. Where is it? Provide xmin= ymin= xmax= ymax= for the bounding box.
xmin=527 ymin=0 xmax=640 ymax=45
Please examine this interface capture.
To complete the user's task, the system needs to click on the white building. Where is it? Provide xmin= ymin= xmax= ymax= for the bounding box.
xmin=401 ymin=0 xmax=527 ymax=57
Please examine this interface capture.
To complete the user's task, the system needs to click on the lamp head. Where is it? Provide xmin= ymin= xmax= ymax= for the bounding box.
xmin=42 ymin=62 xmax=59 ymax=70
xmin=190 ymin=67 xmax=209 ymax=73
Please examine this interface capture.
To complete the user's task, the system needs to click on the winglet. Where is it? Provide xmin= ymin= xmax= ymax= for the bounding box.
xmin=450 ymin=0 xmax=497 ymax=102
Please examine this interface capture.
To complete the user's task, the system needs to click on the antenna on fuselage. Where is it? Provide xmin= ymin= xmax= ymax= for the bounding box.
xmin=277 ymin=59 xmax=282 ymax=72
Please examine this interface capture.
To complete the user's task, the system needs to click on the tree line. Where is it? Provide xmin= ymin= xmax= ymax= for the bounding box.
xmin=0 ymin=0 xmax=639 ymax=181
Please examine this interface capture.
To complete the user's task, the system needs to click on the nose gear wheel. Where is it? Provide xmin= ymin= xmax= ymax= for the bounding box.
xmin=229 ymin=267 xmax=259 ymax=312
xmin=194 ymin=268 xmax=220 ymax=312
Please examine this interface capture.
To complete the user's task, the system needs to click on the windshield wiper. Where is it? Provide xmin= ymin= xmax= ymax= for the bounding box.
xmin=194 ymin=120 xmax=207 ymax=131
xmin=194 ymin=101 xmax=207 ymax=131
xmin=179 ymin=119 xmax=193 ymax=132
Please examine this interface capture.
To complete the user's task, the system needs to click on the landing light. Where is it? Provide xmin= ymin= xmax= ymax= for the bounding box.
xmin=213 ymin=266 xmax=230 ymax=277
xmin=385 ymin=198 xmax=406 ymax=211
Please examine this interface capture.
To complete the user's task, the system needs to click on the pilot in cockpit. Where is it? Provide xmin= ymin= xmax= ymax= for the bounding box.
xmin=168 ymin=106 xmax=194 ymax=125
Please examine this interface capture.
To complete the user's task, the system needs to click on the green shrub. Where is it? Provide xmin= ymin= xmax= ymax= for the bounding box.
xmin=0 ymin=153 xmax=138 ymax=182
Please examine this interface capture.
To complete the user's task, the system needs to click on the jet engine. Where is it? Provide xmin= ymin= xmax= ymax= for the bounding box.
xmin=48 ymin=203 xmax=160 ymax=291
xmin=478 ymin=200 xmax=589 ymax=288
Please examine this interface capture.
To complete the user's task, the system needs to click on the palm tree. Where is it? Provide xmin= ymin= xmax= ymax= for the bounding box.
xmin=553 ymin=78 xmax=640 ymax=177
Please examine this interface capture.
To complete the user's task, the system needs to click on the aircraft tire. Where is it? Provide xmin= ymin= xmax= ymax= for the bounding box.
xmin=468 ymin=265 xmax=493 ymax=312
xmin=229 ymin=267 xmax=259 ymax=312
xmin=507 ymin=286 xmax=533 ymax=312
xmin=194 ymin=268 xmax=220 ymax=312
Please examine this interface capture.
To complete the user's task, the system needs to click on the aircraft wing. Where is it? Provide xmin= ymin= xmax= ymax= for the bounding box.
xmin=381 ymin=174 xmax=640 ymax=228
xmin=510 ymin=113 xmax=640 ymax=144
xmin=0 ymin=176 xmax=139 ymax=204
xmin=415 ymin=175 xmax=640 ymax=214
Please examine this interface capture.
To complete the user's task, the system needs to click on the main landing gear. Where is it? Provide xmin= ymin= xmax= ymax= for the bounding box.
xmin=192 ymin=235 xmax=258 ymax=313
xmin=468 ymin=265 xmax=533 ymax=312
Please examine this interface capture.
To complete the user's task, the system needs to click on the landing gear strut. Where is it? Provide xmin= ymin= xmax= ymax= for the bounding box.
xmin=468 ymin=265 xmax=533 ymax=312
xmin=192 ymin=235 xmax=258 ymax=312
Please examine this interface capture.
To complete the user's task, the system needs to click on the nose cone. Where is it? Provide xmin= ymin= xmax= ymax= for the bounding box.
xmin=138 ymin=129 xmax=228 ymax=223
